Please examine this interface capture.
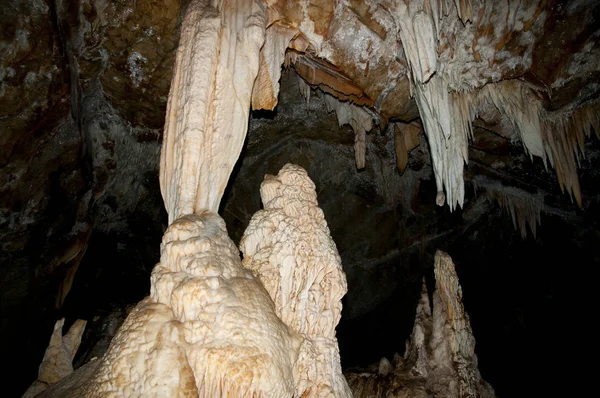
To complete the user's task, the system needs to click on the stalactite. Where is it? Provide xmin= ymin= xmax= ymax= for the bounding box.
xmin=240 ymin=164 xmax=351 ymax=397
xmin=34 ymin=1 xmax=315 ymax=396
xmin=386 ymin=1 xmax=575 ymax=212
xmin=391 ymin=0 xmax=478 ymax=210
xmin=479 ymin=80 xmax=545 ymax=160
xmin=453 ymin=0 xmax=474 ymax=23
xmin=394 ymin=121 xmax=422 ymax=173
xmin=481 ymin=82 xmax=600 ymax=208
xmin=489 ymin=187 xmax=542 ymax=239
xmin=323 ymin=93 xmax=374 ymax=169
xmin=160 ymin=0 xmax=267 ymax=221
xmin=542 ymin=105 xmax=600 ymax=207
xmin=296 ymin=78 xmax=375 ymax=170
xmin=412 ymin=76 xmax=474 ymax=209
xmin=472 ymin=177 xmax=544 ymax=239
xmin=394 ymin=1 xmax=439 ymax=85
xmin=251 ymin=22 xmax=297 ymax=110
xmin=297 ymin=76 xmax=312 ymax=110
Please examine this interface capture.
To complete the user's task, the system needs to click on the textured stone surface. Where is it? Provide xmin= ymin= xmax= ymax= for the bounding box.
xmin=345 ymin=252 xmax=495 ymax=398
xmin=160 ymin=0 xmax=266 ymax=220
xmin=241 ymin=164 xmax=351 ymax=396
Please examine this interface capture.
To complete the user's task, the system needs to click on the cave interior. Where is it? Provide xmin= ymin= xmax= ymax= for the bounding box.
xmin=1 ymin=0 xmax=599 ymax=396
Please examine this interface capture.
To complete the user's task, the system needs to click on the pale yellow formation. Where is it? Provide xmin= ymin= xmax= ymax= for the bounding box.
xmin=323 ymin=94 xmax=373 ymax=170
xmin=429 ymin=250 xmax=495 ymax=398
xmin=23 ymin=319 xmax=87 ymax=398
xmin=251 ymin=21 xmax=297 ymax=110
xmin=240 ymin=164 xmax=351 ymax=397
xmin=160 ymin=0 xmax=266 ymax=221
xmin=33 ymin=0 xmax=310 ymax=396
xmin=80 ymin=213 xmax=300 ymax=397
xmin=346 ymin=251 xmax=495 ymax=398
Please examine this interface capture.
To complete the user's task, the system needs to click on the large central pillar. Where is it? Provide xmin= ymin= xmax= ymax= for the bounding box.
xmin=160 ymin=0 xmax=266 ymax=221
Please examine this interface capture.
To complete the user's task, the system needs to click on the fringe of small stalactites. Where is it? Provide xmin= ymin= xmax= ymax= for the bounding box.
xmin=481 ymin=81 xmax=600 ymax=208
xmin=541 ymin=105 xmax=600 ymax=207
xmin=490 ymin=188 xmax=542 ymax=239
xmin=410 ymin=74 xmax=599 ymax=212
xmin=390 ymin=0 xmax=597 ymax=213
xmin=295 ymin=73 xmax=374 ymax=171
xmin=472 ymin=177 xmax=543 ymax=239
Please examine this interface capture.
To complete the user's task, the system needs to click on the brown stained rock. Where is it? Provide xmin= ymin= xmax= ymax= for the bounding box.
xmin=531 ymin=1 xmax=600 ymax=89
xmin=267 ymin=0 xmax=304 ymax=27
xmin=307 ymin=0 xmax=335 ymax=38
xmin=0 ymin=0 xmax=69 ymax=166
xmin=323 ymin=5 xmax=413 ymax=119
xmin=395 ymin=122 xmax=422 ymax=173
xmin=347 ymin=0 xmax=387 ymax=41
xmin=292 ymin=53 xmax=374 ymax=107
xmin=87 ymin=0 xmax=181 ymax=129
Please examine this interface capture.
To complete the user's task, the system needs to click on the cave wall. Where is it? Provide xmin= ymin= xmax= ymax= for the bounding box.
xmin=0 ymin=1 xmax=176 ymax=395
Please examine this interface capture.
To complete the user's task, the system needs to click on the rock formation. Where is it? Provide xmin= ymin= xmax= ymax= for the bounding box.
xmin=346 ymin=250 xmax=495 ymax=398
xmin=240 ymin=163 xmax=351 ymax=396
xmin=23 ymin=319 xmax=87 ymax=398
xmin=29 ymin=0 xmax=351 ymax=395
xmin=269 ymin=0 xmax=600 ymax=211
xmin=160 ymin=0 xmax=267 ymax=220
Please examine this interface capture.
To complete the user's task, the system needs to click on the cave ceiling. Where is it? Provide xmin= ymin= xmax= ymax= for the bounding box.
xmin=1 ymin=0 xmax=600 ymax=396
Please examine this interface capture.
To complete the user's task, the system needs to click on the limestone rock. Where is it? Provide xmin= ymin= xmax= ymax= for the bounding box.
xmin=23 ymin=319 xmax=86 ymax=398
xmin=240 ymin=163 xmax=351 ymax=397
xmin=346 ymin=250 xmax=495 ymax=398
xmin=38 ymin=213 xmax=300 ymax=397
xmin=160 ymin=0 xmax=267 ymax=220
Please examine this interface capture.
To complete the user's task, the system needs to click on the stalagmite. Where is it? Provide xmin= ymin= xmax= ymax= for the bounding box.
xmin=83 ymin=213 xmax=300 ymax=397
xmin=240 ymin=164 xmax=352 ymax=397
xmin=160 ymin=0 xmax=267 ymax=221
xmin=345 ymin=251 xmax=494 ymax=398
xmin=404 ymin=279 xmax=432 ymax=378
xmin=429 ymin=251 xmax=494 ymax=398
xmin=23 ymin=319 xmax=87 ymax=398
